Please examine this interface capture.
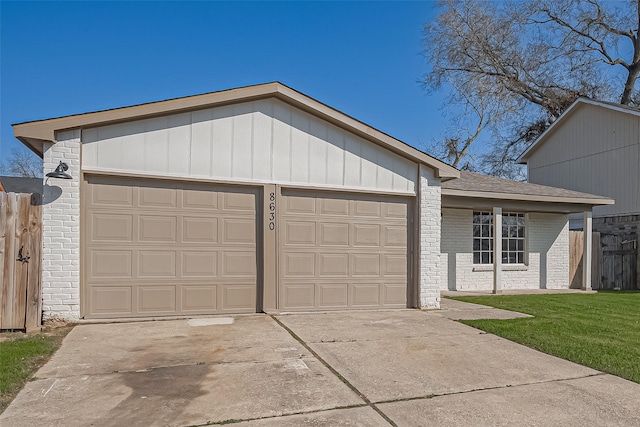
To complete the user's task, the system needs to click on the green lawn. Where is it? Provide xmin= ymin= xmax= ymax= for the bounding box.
xmin=0 ymin=327 xmax=72 ymax=413
xmin=447 ymin=292 xmax=640 ymax=383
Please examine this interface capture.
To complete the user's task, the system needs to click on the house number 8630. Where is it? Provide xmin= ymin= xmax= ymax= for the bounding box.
xmin=268 ymin=192 xmax=276 ymax=231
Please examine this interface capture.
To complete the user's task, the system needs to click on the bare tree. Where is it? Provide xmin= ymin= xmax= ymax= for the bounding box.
xmin=0 ymin=148 xmax=43 ymax=178
xmin=423 ymin=0 xmax=640 ymax=177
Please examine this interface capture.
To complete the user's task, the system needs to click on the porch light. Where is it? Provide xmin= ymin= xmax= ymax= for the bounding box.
xmin=46 ymin=161 xmax=72 ymax=180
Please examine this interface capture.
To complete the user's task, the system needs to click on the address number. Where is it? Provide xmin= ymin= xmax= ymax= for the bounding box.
xmin=268 ymin=192 xmax=276 ymax=231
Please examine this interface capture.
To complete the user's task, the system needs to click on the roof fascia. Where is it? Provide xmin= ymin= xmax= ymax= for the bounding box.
xmin=13 ymin=82 xmax=459 ymax=179
xmin=442 ymin=188 xmax=614 ymax=206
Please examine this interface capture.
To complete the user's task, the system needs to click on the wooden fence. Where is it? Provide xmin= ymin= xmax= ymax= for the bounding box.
xmin=569 ymin=231 xmax=601 ymax=290
xmin=0 ymin=192 xmax=42 ymax=331
xmin=570 ymin=230 xmax=639 ymax=290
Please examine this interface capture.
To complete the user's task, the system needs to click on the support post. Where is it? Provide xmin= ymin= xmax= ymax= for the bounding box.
xmin=493 ymin=207 xmax=502 ymax=294
xmin=582 ymin=211 xmax=592 ymax=291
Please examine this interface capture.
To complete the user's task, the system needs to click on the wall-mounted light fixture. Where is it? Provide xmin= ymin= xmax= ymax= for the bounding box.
xmin=46 ymin=161 xmax=72 ymax=180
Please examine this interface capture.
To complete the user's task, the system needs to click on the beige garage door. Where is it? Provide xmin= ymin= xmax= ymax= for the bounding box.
xmin=84 ymin=176 xmax=257 ymax=318
xmin=279 ymin=189 xmax=410 ymax=310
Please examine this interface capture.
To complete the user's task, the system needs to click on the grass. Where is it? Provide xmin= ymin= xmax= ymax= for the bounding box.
xmin=447 ymin=291 xmax=640 ymax=383
xmin=0 ymin=326 xmax=72 ymax=413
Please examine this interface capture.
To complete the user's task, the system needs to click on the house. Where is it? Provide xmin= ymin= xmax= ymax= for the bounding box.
xmin=0 ymin=176 xmax=43 ymax=194
xmin=518 ymin=98 xmax=639 ymax=289
xmin=12 ymin=83 xmax=612 ymax=321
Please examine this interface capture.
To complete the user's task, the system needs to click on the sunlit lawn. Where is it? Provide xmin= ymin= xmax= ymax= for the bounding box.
xmin=0 ymin=327 xmax=72 ymax=412
xmin=447 ymin=292 xmax=640 ymax=383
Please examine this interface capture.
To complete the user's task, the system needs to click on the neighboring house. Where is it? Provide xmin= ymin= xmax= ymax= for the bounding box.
xmin=0 ymin=176 xmax=43 ymax=194
xmin=12 ymin=83 xmax=612 ymax=321
xmin=519 ymin=98 xmax=639 ymax=289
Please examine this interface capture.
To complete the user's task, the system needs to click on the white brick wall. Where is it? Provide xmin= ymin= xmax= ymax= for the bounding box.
xmin=42 ymin=131 xmax=81 ymax=320
xmin=440 ymin=208 xmax=569 ymax=291
xmin=419 ymin=165 xmax=442 ymax=308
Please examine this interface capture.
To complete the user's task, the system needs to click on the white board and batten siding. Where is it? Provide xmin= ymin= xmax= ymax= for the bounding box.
xmin=82 ymin=98 xmax=418 ymax=194
xmin=527 ymin=104 xmax=640 ymax=217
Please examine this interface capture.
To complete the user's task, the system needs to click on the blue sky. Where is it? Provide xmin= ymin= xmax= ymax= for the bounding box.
xmin=1 ymin=1 xmax=455 ymax=162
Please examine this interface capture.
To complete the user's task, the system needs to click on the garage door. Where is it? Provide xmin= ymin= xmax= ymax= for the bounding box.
xmin=279 ymin=189 xmax=410 ymax=310
xmin=84 ymin=176 xmax=257 ymax=318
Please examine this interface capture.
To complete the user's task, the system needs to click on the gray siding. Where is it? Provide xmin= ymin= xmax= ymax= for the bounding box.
xmin=528 ymin=104 xmax=640 ymax=217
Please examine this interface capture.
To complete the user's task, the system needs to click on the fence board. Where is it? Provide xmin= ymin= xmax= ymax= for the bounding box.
xmin=569 ymin=231 xmax=601 ymax=289
xmin=25 ymin=194 xmax=42 ymax=332
xmin=1 ymin=194 xmax=18 ymax=329
xmin=11 ymin=195 xmax=30 ymax=328
xmin=0 ymin=192 xmax=43 ymax=331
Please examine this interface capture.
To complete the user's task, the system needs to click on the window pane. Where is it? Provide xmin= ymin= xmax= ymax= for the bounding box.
xmin=502 ymin=238 xmax=508 ymax=249
xmin=482 ymin=252 xmax=490 ymax=264
xmin=473 ymin=252 xmax=480 ymax=264
xmin=517 ymin=226 xmax=525 ymax=238
xmin=473 ymin=225 xmax=480 ymax=237
xmin=508 ymin=253 xmax=517 ymax=263
xmin=482 ymin=225 xmax=490 ymax=237
xmin=489 ymin=240 xmax=494 ymax=250
xmin=502 ymin=252 xmax=508 ymax=263
xmin=502 ymin=224 xmax=509 ymax=237
xmin=482 ymin=239 xmax=489 ymax=250
xmin=473 ymin=239 xmax=480 ymax=251
xmin=482 ymin=213 xmax=492 ymax=225
xmin=517 ymin=240 xmax=524 ymax=251
xmin=473 ymin=213 xmax=481 ymax=224
xmin=509 ymin=240 xmax=517 ymax=251
xmin=517 ymin=252 xmax=524 ymax=263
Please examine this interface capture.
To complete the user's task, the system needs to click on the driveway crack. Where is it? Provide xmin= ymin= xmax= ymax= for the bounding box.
xmin=270 ymin=315 xmax=398 ymax=427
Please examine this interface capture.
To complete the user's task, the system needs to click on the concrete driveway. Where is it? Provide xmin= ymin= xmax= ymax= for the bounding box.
xmin=2 ymin=302 xmax=640 ymax=427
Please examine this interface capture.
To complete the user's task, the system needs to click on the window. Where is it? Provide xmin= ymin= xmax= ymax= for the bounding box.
xmin=473 ymin=212 xmax=525 ymax=264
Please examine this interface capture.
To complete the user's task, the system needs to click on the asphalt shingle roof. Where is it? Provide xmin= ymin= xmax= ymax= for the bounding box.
xmin=442 ymin=171 xmax=611 ymax=201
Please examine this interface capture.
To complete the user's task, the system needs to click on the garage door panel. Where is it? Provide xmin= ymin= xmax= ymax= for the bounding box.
xmin=352 ymin=284 xmax=380 ymax=306
xmin=222 ymin=252 xmax=256 ymax=276
xmin=183 ymin=189 xmax=218 ymax=210
xmin=139 ymin=251 xmax=177 ymax=277
xmin=85 ymin=176 xmax=257 ymax=318
xmin=139 ymin=186 xmax=177 ymax=208
xmin=89 ymin=250 xmax=133 ymax=278
xmin=182 ymin=251 xmax=217 ymax=277
xmin=284 ymin=253 xmax=316 ymax=276
xmin=320 ymin=223 xmax=349 ymax=246
xmin=91 ymin=182 xmax=134 ymax=207
xmin=222 ymin=191 xmax=255 ymax=211
xmin=91 ymin=214 xmax=133 ymax=242
xmin=90 ymin=286 xmax=132 ymax=315
xmin=318 ymin=284 xmax=348 ymax=307
xmin=279 ymin=190 xmax=410 ymax=311
xmin=222 ymin=218 xmax=255 ymax=244
xmin=222 ymin=285 xmax=255 ymax=310
xmin=383 ymin=254 xmax=407 ymax=276
xmin=354 ymin=224 xmax=381 ymax=246
xmin=183 ymin=217 xmax=218 ymax=243
xmin=139 ymin=215 xmax=177 ymax=242
xmin=385 ymin=202 xmax=408 ymax=218
xmin=182 ymin=285 xmax=217 ymax=311
xmin=353 ymin=254 xmax=381 ymax=276
xmin=285 ymin=221 xmax=316 ymax=245
xmin=383 ymin=284 xmax=406 ymax=306
xmin=384 ymin=225 xmax=407 ymax=247
xmin=354 ymin=200 xmax=382 ymax=217
xmin=138 ymin=286 xmax=176 ymax=312
xmin=282 ymin=284 xmax=316 ymax=309
xmin=284 ymin=195 xmax=316 ymax=215
xmin=319 ymin=253 xmax=349 ymax=276
xmin=320 ymin=198 xmax=349 ymax=216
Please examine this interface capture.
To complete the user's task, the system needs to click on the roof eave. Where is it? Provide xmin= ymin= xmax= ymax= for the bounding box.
xmin=12 ymin=82 xmax=460 ymax=179
xmin=441 ymin=188 xmax=615 ymax=206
